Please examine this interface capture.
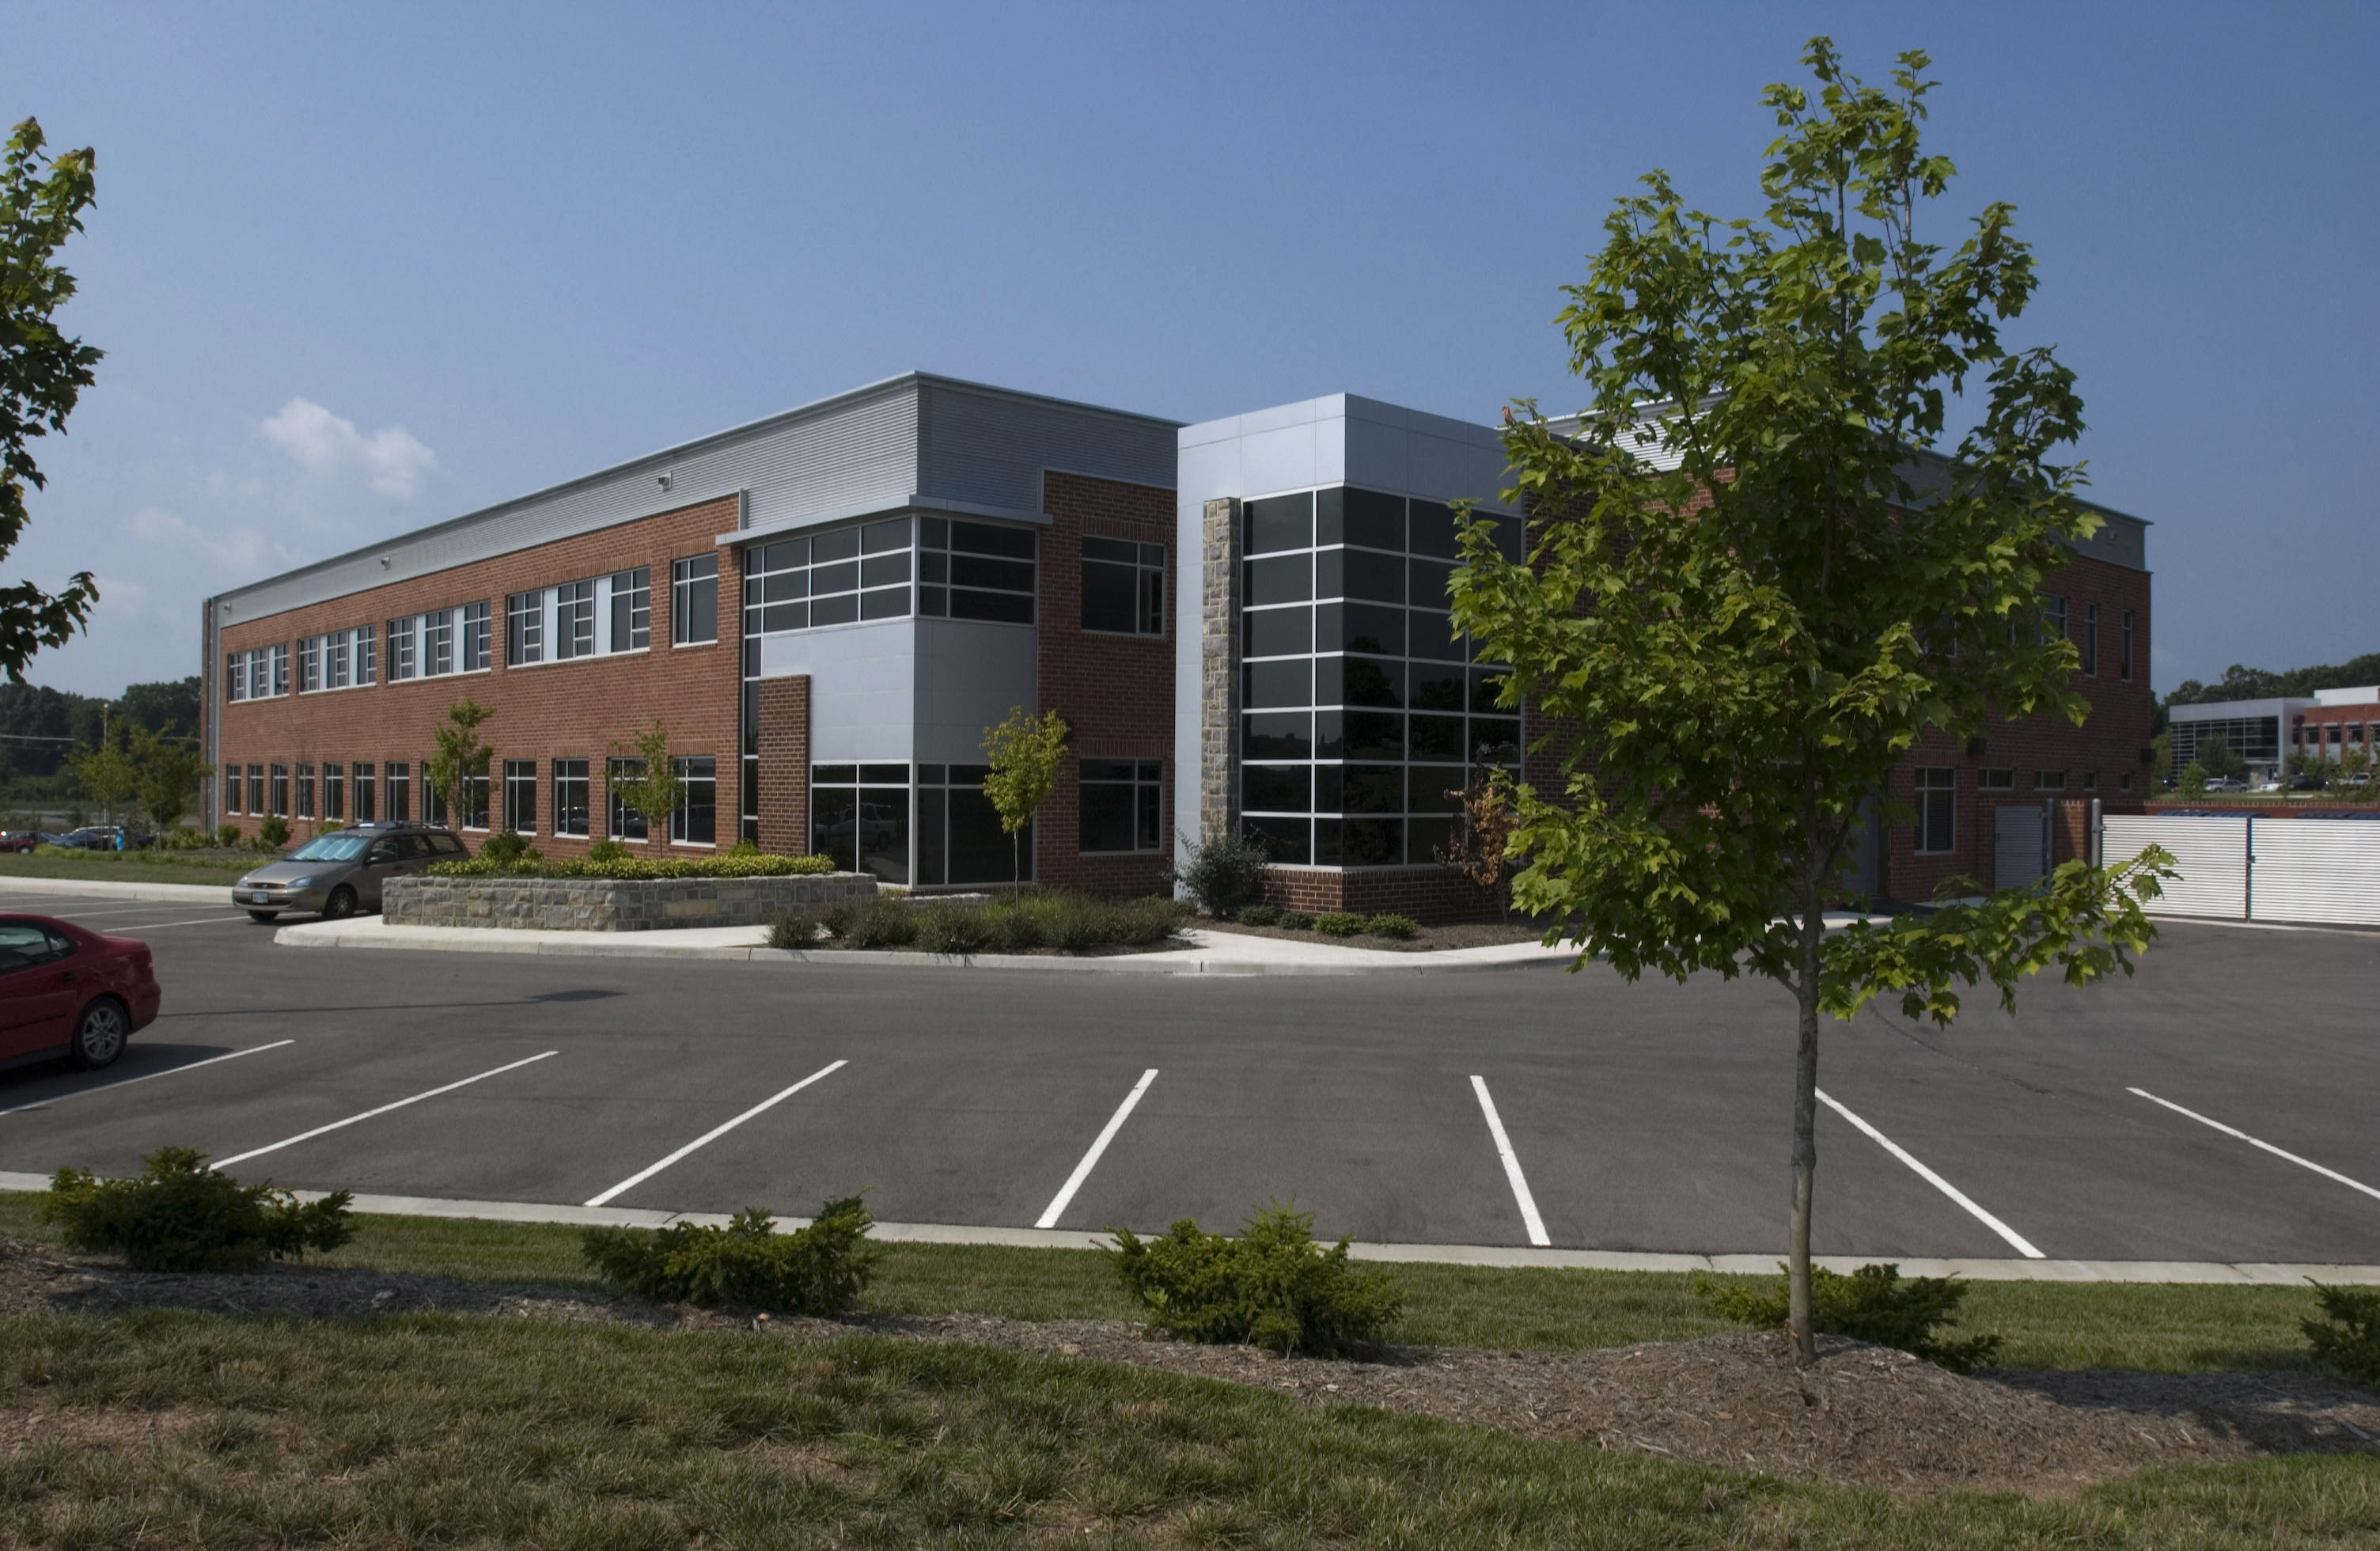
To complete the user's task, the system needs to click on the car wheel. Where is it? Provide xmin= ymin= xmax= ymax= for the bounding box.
xmin=67 ymin=998 xmax=128 ymax=1070
xmin=323 ymin=885 xmax=358 ymax=921
xmin=248 ymin=909 xmax=279 ymax=923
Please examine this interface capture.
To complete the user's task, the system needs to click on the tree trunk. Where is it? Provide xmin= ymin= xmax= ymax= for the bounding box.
xmin=1787 ymin=894 xmax=1824 ymax=1366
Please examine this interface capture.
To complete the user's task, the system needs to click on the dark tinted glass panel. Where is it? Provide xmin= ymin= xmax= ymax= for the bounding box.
xmin=1408 ymin=500 xmax=1458 ymax=557
xmin=1245 ymin=493 xmax=1313 ymax=555
xmin=1136 ymin=783 xmax=1161 ymax=848
xmin=862 ymin=552 xmax=911 ymax=586
xmin=921 ymin=516 xmax=949 ymax=548
xmin=918 ymin=789 xmax=946 ymax=884
xmin=1082 ymin=563 xmax=1139 ymax=632
xmin=862 ymin=519 xmax=909 ymax=553
xmin=1343 ymin=764 xmax=1403 ymax=813
xmin=1343 ymin=487 xmax=1404 ymax=551
xmin=1411 ymin=768 xmax=1466 ymax=812
xmin=1244 ymin=605 xmax=1310 ymax=657
xmin=813 ymin=560 xmax=859 ymax=594
xmin=1313 ymin=548 xmax=1340 ymax=599
xmin=1313 ymin=487 xmax=1343 ymax=546
xmin=1408 ymin=714 xmax=1465 ymax=760
xmin=760 ymin=603 xmax=804 ymax=633
xmin=951 ymin=521 xmax=1034 ymax=558
xmin=1313 ymin=655 xmax=1340 ymax=706
xmin=951 ymin=590 xmax=1033 ymax=623
xmin=1313 ymin=710 xmax=1343 ymax=759
xmin=855 ymin=787 xmax=909 ymax=884
xmin=1079 ymin=784 xmax=1136 ymax=852
xmin=813 ymin=764 xmax=857 ymax=783
xmin=1471 ymin=717 xmax=1521 ymax=761
xmin=1244 ymin=817 xmax=1309 ymax=865
xmin=1245 ymin=658 xmax=1310 ymax=707
xmin=860 ymin=588 xmax=908 ymax=619
xmin=918 ymin=586 xmax=948 ymax=616
xmin=809 ymin=593 xmax=858 ymax=627
xmin=1411 ymin=663 xmax=1465 ymax=712
xmin=1243 ymin=764 xmax=1310 ymax=813
xmin=1342 ymin=548 xmax=1404 ymax=603
xmin=1339 ymin=601 xmax=1404 ymax=655
xmin=1341 ymin=655 xmax=1402 ymax=707
xmin=1083 ymin=536 xmax=1137 ymax=563
xmin=1340 ymin=817 xmax=1404 ymax=866
xmin=946 ymin=787 xmax=1023 ymax=883
xmin=861 ymin=764 xmax=908 ymax=783
xmin=813 ymin=528 xmax=859 ymax=563
xmin=919 ymin=551 xmax=947 ymax=582
xmin=1408 ymin=815 xmax=1455 ymax=863
xmin=1081 ymin=758 xmax=1138 ymax=782
xmin=764 ymin=573 xmax=807 ymax=602
xmin=951 ymin=555 xmax=1033 ymax=592
xmin=1471 ymin=667 xmax=1512 ymax=711
xmin=760 ymin=538 xmax=809 ymax=571
xmin=811 ymin=789 xmax=855 ymax=868
xmin=1245 ymin=555 xmax=1310 ymax=605
xmin=1313 ymin=764 xmax=1341 ymax=813
xmin=1343 ymin=710 xmax=1402 ymax=760
xmin=1411 ymin=609 xmax=1462 ymax=661
xmin=1409 ymin=556 xmax=1455 ymax=609
xmin=949 ymin=764 xmax=991 ymax=784
xmin=918 ymin=764 xmax=947 ymax=783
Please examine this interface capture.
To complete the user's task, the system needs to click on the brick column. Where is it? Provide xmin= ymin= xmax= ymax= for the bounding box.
xmin=1199 ymin=497 xmax=1241 ymax=842
xmin=756 ymin=675 xmax=811 ymax=856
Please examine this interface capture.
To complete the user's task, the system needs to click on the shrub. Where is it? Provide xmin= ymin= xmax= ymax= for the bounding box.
xmin=991 ymin=904 xmax=1044 ymax=952
xmin=842 ymin=901 xmax=919 ymax=949
xmin=767 ymin=909 xmax=823 ymax=949
xmin=427 ymin=851 xmax=837 ymax=881
xmin=1277 ymin=911 xmax=1314 ymax=931
xmin=257 ymin=814 xmax=290 ymax=850
xmin=586 ymin=838 xmax=630 ymax=863
xmin=1235 ymin=903 xmax=1283 ymax=927
xmin=41 ymin=1147 xmax=354 ymax=1272
xmin=1696 ymin=1262 xmax=2003 ymax=1373
xmin=317 ymin=819 xmax=344 ymax=834
xmin=476 ymin=829 xmax=540 ymax=864
xmin=1167 ymin=829 xmax=1272 ymax=919
xmin=165 ymin=825 xmax=210 ymax=850
xmin=582 ymin=1199 xmax=878 ymax=1314
xmin=2303 ymin=1282 xmax=2380 ymax=1386
xmin=1108 ymin=1203 xmax=1404 ymax=1356
xmin=1365 ymin=912 xmax=1420 ymax=939
xmin=1313 ymin=911 xmax=1368 ymax=937
xmin=215 ymin=824 xmax=240 ymax=847
xmin=916 ymin=901 xmax=996 ymax=955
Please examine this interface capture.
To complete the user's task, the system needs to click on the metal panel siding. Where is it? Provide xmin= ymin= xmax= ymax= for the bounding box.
xmin=2248 ymin=821 xmax=2380 ymax=927
xmin=919 ymin=384 xmax=1175 ymax=513
xmin=2105 ymin=814 xmax=2248 ymax=919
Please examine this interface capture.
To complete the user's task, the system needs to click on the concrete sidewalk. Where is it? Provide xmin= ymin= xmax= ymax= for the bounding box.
xmin=0 ymin=874 xmax=235 ymax=905
xmin=275 ymin=916 xmax=1585 ymax=975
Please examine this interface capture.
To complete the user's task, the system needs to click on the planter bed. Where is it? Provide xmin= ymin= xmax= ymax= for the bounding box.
xmin=384 ymin=872 xmax=877 ymax=931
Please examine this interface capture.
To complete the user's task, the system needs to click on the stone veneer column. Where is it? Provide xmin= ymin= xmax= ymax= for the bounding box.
xmin=756 ymin=675 xmax=811 ymax=855
xmin=1199 ymin=497 xmax=1241 ymax=842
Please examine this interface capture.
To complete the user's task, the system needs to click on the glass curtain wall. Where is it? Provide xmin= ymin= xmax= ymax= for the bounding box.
xmin=917 ymin=764 xmax=1029 ymax=885
xmin=1238 ymin=487 xmax=1523 ymax=867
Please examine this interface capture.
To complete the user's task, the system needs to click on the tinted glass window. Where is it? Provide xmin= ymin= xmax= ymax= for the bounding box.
xmin=1245 ymin=493 xmax=1313 ymax=555
xmin=0 ymin=922 xmax=52 ymax=973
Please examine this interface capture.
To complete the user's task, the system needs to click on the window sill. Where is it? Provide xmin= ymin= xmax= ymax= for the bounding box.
xmin=671 ymin=638 xmax=718 ymax=650
xmin=388 ymin=668 xmax=494 ymax=684
xmin=502 ymin=647 xmax=651 ymax=671
xmin=1078 ymin=628 xmax=1168 ymax=641
xmin=1078 ymin=848 xmax=1164 ymax=857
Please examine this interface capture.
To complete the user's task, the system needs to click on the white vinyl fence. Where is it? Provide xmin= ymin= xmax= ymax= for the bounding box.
xmin=2101 ymin=813 xmax=2380 ymax=927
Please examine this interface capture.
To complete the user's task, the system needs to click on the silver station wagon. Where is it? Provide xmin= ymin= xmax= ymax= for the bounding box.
xmin=233 ymin=822 xmax=468 ymax=921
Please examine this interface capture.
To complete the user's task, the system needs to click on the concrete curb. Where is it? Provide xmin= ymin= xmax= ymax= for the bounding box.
xmin=271 ymin=918 xmax=1581 ymax=976
xmin=2 ymin=1173 xmax=2367 ymax=1284
xmin=0 ymin=875 xmax=237 ymax=904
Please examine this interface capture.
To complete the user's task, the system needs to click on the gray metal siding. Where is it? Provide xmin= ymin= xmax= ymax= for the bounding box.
xmin=919 ymin=383 xmax=1176 ymax=513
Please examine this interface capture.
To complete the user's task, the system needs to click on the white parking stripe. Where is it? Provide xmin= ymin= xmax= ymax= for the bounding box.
xmin=1816 ymin=1088 xmax=2044 ymax=1257
xmin=1470 ymin=1075 xmax=1551 ymax=1247
xmin=585 ymin=1060 xmax=847 ymax=1208
xmin=1035 ymin=1068 xmax=1158 ymax=1230
xmin=213 ymin=1050 xmax=559 ymax=1169
xmin=0 ymin=1040 xmax=296 ymax=1117
xmin=2128 ymin=1087 xmax=2380 ymax=1204
xmin=105 ymin=916 xmax=252 ymax=931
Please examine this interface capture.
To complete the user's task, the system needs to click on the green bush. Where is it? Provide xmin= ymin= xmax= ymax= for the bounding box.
xmin=586 ymin=838 xmax=630 ymax=863
xmin=1277 ymin=910 xmax=1314 ymax=931
xmin=1696 ymin=1263 xmax=2003 ymax=1372
xmin=916 ymin=901 xmax=997 ymax=955
xmin=1313 ymin=911 xmax=1368 ymax=937
xmin=2303 ymin=1282 xmax=2380 ymax=1386
xmin=1235 ymin=903 xmax=1283 ymax=927
xmin=215 ymin=824 xmax=241 ymax=847
xmin=1167 ymin=829 xmax=1273 ymax=919
xmin=257 ymin=814 xmax=290 ymax=850
xmin=582 ymin=1200 xmax=877 ymax=1314
xmin=991 ymin=904 xmax=1044 ymax=952
xmin=842 ymin=901 xmax=920 ymax=949
xmin=429 ymin=851 xmax=837 ymax=881
xmin=1364 ymin=912 xmax=1420 ymax=939
xmin=1107 ymin=1203 xmax=1405 ymax=1356
xmin=165 ymin=825 xmax=210 ymax=850
xmin=475 ymin=829 xmax=540 ymax=864
xmin=41 ymin=1147 xmax=354 ymax=1272
xmin=767 ymin=909 xmax=823 ymax=949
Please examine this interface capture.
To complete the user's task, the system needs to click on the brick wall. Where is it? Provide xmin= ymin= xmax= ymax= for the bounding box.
xmin=756 ymin=676 xmax=810 ymax=855
xmin=1256 ymin=864 xmax=1507 ymax=923
xmin=1031 ymin=470 xmax=1177 ymax=894
xmin=204 ymin=495 xmax=745 ymax=855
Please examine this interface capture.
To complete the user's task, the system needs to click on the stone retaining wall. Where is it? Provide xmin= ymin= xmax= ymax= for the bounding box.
xmin=383 ymin=872 xmax=878 ymax=931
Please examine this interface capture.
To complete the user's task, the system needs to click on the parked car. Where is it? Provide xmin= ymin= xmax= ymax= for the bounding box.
xmin=2203 ymin=776 xmax=2249 ymax=792
xmin=2289 ymin=775 xmax=2325 ymax=791
xmin=0 ymin=830 xmax=35 ymax=853
xmin=232 ymin=821 xmax=467 ymax=921
xmin=0 ymin=914 xmax=160 ymax=1071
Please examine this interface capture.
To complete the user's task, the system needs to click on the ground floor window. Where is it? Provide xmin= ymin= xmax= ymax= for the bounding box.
xmin=672 ymin=757 xmax=715 ymax=845
xmin=918 ymin=764 xmax=1027 ymax=885
xmin=248 ymin=764 xmax=263 ymax=816
xmin=553 ymin=759 xmax=589 ymax=837
xmin=324 ymin=763 xmax=344 ymax=821
xmin=423 ymin=764 xmax=445 ymax=826
xmin=607 ymin=757 xmax=648 ymax=841
xmin=1915 ymin=767 xmax=1954 ymax=855
xmin=269 ymin=764 xmax=290 ymax=817
xmin=813 ymin=764 xmax=910 ymax=883
xmin=464 ymin=771 xmax=490 ymax=831
xmin=295 ymin=763 xmax=315 ymax=820
xmin=225 ymin=766 xmax=243 ymax=815
xmin=1079 ymin=758 xmax=1162 ymax=854
xmin=387 ymin=762 xmax=410 ymax=823
xmin=503 ymin=760 xmax=537 ymax=834
xmin=354 ymin=763 xmax=376 ymax=822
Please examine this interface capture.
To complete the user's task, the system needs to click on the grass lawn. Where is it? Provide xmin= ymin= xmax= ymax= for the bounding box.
xmin=0 ymin=849 xmax=256 ymax=888
xmin=4 ymin=1310 xmax=2378 ymax=1549
xmin=0 ymin=1192 xmax=2344 ymax=1373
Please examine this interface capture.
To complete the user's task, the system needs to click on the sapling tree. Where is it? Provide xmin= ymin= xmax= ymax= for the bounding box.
xmin=609 ymin=721 xmax=681 ymax=842
xmin=982 ymin=706 xmax=1068 ymax=885
xmin=1450 ymin=39 xmax=2175 ymax=1363
xmin=425 ymin=699 xmax=492 ymax=838
xmin=130 ymin=723 xmax=210 ymax=832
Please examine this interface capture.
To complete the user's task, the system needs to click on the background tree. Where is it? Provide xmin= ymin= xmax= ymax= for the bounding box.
xmin=981 ymin=706 xmax=1067 ymax=885
xmin=1450 ymin=40 xmax=2173 ymax=1363
xmin=2195 ymin=734 xmax=2246 ymax=784
xmin=69 ymin=721 xmax=135 ymax=827
xmin=608 ymin=721 xmax=680 ymax=842
xmin=129 ymin=723 xmax=209 ymax=832
xmin=0 ymin=119 xmax=102 ymax=681
xmin=425 ymin=700 xmax=492 ymax=840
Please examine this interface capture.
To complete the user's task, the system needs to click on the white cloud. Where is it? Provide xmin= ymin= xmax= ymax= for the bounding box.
xmin=89 ymin=573 xmax=151 ymax=621
xmin=258 ymin=397 xmax=438 ymax=501
xmin=130 ymin=505 xmax=281 ymax=575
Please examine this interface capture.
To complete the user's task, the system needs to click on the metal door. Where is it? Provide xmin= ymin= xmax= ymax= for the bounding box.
xmin=1994 ymin=804 xmax=2046 ymax=891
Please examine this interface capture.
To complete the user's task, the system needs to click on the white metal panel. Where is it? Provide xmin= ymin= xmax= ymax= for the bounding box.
xmin=2105 ymin=813 xmax=2248 ymax=920
xmin=2247 ymin=821 xmax=2380 ymax=927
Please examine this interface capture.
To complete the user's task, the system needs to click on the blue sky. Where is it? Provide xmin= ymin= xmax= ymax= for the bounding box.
xmin=4 ymin=2 xmax=2373 ymax=697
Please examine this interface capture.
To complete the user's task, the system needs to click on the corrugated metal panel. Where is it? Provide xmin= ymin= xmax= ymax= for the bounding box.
xmin=2245 ymin=821 xmax=2380 ymax=927
xmin=920 ymin=381 xmax=1176 ymax=513
xmin=2105 ymin=813 xmax=2247 ymax=919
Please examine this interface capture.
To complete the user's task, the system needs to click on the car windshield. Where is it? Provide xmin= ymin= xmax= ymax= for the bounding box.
xmin=284 ymin=833 xmax=371 ymax=863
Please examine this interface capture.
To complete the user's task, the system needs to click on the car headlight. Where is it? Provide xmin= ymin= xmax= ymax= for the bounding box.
xmin=286 ymin=877 xmax=313 ymax=890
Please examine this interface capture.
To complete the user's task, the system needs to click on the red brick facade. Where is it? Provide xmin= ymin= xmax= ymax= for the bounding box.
xmin=756 ymin=676 xmax=810 ymax=856
xmin=206 ymin=495 xmax=744 ymax=856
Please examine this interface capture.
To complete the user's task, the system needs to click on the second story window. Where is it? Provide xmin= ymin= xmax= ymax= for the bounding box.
xmin=506 ymin=571 xmax=649 ymax=664
xmin=673 ymin=555 xmax=718 ymax=645
xmin=1082 ymin=537 xmax=1165 ymax=635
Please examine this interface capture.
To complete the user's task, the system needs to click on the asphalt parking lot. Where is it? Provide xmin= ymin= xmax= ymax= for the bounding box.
xmin=0 ymin=888 xmax=2375 ymax=1265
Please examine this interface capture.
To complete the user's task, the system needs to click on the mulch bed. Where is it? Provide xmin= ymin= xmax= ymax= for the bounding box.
xmin=4 ymin=1237 xmax=2374 ymax=1492
xmin=1196 ymin=919 xmax=1549 ymax=953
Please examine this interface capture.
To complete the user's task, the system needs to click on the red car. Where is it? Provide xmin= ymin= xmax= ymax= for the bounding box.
xmin=0 ymin=915 xmax=161 ymax=1071
xmin=0 ymin=831 xmax=35 ymax=854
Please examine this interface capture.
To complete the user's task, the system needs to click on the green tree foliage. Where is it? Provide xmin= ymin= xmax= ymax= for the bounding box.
xmin=425 ymin=699 xmax=493 ymax=836
xmin=608 ymin=720 xmax=680 ymax=839
xmin=68 ymin=719 xmax=135 ymax=821
xmin=116 ymin=675 xmax=199 ymax=738
xmin=2195 ymin=734 xmax=2246 ymax=783
xmin=128 ymin=722 xmax=210 ymax=831
xmin=0 ymin=119 xmax=102 ymax=681
xmin=43 ymin=1146 xmax=353 ymax=1272
xmin=2302 ymin=1282 xmax=2380 ymax=1387
xmin=2165 ymin=651 xmax=2380 ymax=707
xmin=982 ymin=705 xmax=1067 ymax=878
xmin=1448 ymin=40 xmax=2175 ymax=1363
